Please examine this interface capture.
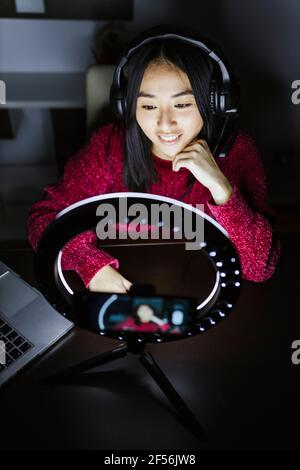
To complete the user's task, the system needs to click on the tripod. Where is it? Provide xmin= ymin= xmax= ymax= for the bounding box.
xmin=47 ymin=338 xmax=206 ymax=441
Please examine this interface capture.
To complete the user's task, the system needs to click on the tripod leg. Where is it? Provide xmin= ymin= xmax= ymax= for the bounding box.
xmin=140 ymin=351 xmax=207 ymax=441
xmin=45 ymin=343 xmax=128 ymax=382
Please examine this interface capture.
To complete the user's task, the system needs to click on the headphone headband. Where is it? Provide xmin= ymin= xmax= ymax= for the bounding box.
xmin=121 ymin=34 xmax=231 ymax=85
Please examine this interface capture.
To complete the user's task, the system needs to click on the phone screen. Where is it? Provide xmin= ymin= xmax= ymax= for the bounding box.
xmin=73 ymin=292 xmax=198 ymax=336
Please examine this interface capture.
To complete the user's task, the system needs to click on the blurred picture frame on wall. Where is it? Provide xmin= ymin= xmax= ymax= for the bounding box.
xmin=0 ymin=0 xmax=133 ymax=20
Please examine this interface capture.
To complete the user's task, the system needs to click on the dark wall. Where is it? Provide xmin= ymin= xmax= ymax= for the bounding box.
xmin=0 ymin=0 xmax=299 ymax=242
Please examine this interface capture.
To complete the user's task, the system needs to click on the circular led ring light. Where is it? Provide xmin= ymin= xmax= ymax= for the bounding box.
xmin=35 ymin=192 xmax=242 ymax=344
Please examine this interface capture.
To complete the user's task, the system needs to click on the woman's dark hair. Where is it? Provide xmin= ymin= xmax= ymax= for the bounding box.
xmin=121 ymin=28 xmax=218 ymax=192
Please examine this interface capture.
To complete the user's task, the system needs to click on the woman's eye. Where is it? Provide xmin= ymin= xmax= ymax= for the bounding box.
xmin=175 ymin=103 xmax=192 ymax=108
xmin=142 ymin=104 xmax=192 ymax=110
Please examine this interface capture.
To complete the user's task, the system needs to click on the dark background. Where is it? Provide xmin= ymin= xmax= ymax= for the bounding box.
xmin=0 ymin=0 xmax=299 ymax=451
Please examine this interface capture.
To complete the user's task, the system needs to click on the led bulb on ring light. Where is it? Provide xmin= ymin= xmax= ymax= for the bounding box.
xmin=217 ymin=310 xmax=225 ymax=317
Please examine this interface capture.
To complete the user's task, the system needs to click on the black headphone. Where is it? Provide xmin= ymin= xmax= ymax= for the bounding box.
xmin=110 ymin=25 xmax=240 ymax=157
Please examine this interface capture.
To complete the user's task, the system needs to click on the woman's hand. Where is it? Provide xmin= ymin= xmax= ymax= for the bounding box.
xmin=88 ymin=264 xmax=133 ymax=294
xmin=172 ymin=138 xmax=233 ymax=205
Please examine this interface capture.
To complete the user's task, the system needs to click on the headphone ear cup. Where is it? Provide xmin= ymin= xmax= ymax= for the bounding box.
xmin=117 ymin=95 xmax=125 ymax=120
xmin=109 ymin=84 xmax=118 ymax=119
xmin=210 ymin=78 xmax=236 ymax=116
xmin=209 ymin=78 xmax=218 ymax=115
xmin=118 ymin=76 xmax=126 ymax=120
xmin=229 ymin=78 xmax=240 ymax=115
xmin=111 ymin=79 xmax=127 ymax=121
xmin=121 ymin=92 xmax=127 ymax=119
xmin=110 ymin=74 xmax=126 ymax=121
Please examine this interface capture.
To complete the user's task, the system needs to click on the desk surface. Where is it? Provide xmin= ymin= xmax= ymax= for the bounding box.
xmin=0 ymin=232 xmax=299 ymax=450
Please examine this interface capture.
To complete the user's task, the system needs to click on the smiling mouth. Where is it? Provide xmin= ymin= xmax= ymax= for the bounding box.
xmin=158 ymin=134 xmax=182 ymax=144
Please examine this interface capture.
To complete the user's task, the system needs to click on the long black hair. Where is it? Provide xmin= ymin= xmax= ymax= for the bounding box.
xmin=120 ymin=26 xmax=219 ymax=192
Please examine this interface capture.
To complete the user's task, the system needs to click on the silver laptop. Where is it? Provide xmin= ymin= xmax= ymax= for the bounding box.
xmin=0 ymin=260 xmax=74 ymax=386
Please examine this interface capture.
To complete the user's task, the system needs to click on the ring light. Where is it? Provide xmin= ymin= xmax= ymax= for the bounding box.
xmin=35 ymin=192 xmax=242 ymax=346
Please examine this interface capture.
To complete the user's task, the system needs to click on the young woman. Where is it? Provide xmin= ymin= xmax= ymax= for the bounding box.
xmin=26 ymin=26 xmax=281 ymax=294
xmin=113 ymin=303 xmax=171 ymax=333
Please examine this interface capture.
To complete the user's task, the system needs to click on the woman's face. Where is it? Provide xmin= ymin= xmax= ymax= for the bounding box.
xmin=136 ymin=62 xmax=204 ymax=161
xmin=137 ymin=304 xmax=154 ymax=323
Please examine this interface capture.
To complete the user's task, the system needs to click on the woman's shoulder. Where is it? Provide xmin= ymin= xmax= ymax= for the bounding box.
xmin=93 ymin=120 xmax=126 ymax=144
xmin=91 ymin=121 xmax=126 ymax=166
xmin=222 ymin=128 xmax=266 ymax=184
xmin=230 ymin=128 xmax=260 ymax=156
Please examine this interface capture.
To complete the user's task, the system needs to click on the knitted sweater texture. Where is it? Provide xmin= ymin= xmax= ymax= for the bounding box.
xmin=26 ymin=122 xmax=281 ymax=287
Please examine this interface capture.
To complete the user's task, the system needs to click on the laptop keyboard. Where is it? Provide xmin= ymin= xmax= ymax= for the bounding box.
xmin=0 ymin=316 xmax=33 ymax=372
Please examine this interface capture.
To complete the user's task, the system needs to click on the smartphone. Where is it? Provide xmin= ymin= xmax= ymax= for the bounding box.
xmin=72 ymin=291 xmax=199 ymax=337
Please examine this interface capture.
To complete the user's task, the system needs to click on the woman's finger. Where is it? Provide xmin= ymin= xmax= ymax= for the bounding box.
xmin=123 ymin=278 xmax=133 ymax=291
xmin=173 ymin=157 xmax=192 ymax=172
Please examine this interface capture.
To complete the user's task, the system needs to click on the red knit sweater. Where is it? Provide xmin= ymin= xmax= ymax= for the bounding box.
xmin=26 ymin=121 xmax=281 ymax=287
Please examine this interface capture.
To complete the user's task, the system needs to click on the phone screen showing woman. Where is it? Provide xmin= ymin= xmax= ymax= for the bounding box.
xmin=73 ymin=292 xmax=198 ymax=336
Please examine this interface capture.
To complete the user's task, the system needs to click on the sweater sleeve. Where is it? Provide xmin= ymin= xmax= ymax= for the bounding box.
xmin=26 ymin=125 xmax=120 ymax=288
xmin=206 ymin=133 xmax=281 ymax=282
